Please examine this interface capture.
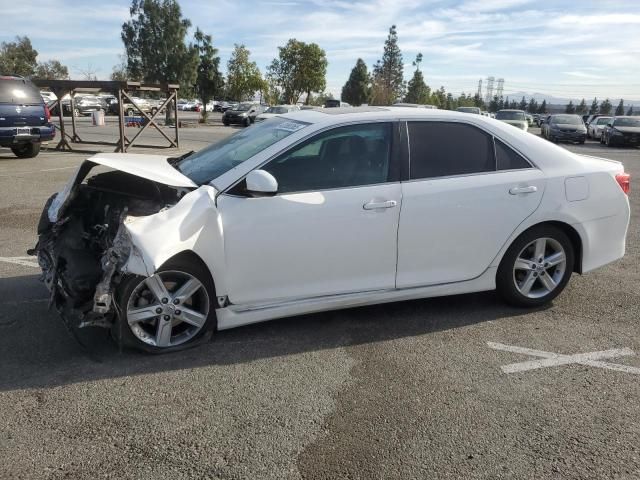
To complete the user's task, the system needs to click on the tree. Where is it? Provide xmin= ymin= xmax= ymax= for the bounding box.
xmin=341 ymin=58 xmax=370 ymax=106
xmin=589 ymin=97 xmax=599 ymax=115
xmin=268 ymin=39 xmax=327 ymax=105
xmin=0 ymin=36 xmax=38 ymax=76
xmin=111 ymin=56 xmax=128 ymax=81
xmin=627 ymin=106 xmax=634 ymax=116
xmin=34 ymin=60 xmax=69 ymax=79
xmin=576 ymin=98 xmax=587 ymax=115
xmin=193 ymin=28 xmax=224 ymax=120
xmin=527 ymin=98 xmax=538 ymax=113
xmin=226 ymin=44 xmax=263 ymax=101
xmin=403 ymin=53 xmax=430 ymax=105
xmin=518 ymin=96 xmax=527 ymax=111
xmin=565 ymin=100 xmax=575 ymax=113
xmin=599 ymin=98 xmax=612 ymax=115
xmin=615 ymin=99 xmax=624 ymax=116
xmin=370 ymin=25 xmax=404 ymax=105
xmin=538 ymin=100 xmax=547 ymax=114
xmin=122 ymin=0 xmax=199 ymax=122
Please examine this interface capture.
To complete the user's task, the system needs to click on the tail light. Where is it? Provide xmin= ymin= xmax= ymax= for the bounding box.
xmin=616 ymin=173 xmax=630 ymax=195
xmin=44 ymin=104 xmax=51 ymax=122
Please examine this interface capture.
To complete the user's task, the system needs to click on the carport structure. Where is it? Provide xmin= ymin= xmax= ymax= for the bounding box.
xmin=32 ymin=80 xmax=180 ymax=152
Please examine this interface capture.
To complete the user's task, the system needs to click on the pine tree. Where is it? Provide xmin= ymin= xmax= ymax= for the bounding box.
xmin=370 ymin=25 xmax=404 ymax=105
xmin=404 ymin=53 xmax=430 ymax=104
xmin=489 ymin=95 xmax=499 ymax=113
xmin=627 ymin=106 xmax=634 ymax=116
xmin=599 ymin=98 xmax=613 ymax=115
xmin=589 ymin=97 xmax=599 ymax=114
xmin=565 ymin=101 xmax=575 ymax=114
xmin=518 ymin=96 xmax=527 ymax=111
xmin=576 ymin=98 xmax=587 ymax=114
xmin=527 ymin=98 xmax=538 ymax=113
xmin=615 ymin=99 xmax=624 ymax=116
xmin=341 ymin=58 xmax=370 ymax=106
xmin=538 ymin=100 xmax=547 ymax=114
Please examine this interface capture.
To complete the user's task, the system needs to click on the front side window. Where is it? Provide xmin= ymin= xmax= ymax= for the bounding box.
xmin=262 ymin=122 xmax=392 ymax=193
xmin=408 ymin=122 xmax=494 ymax=180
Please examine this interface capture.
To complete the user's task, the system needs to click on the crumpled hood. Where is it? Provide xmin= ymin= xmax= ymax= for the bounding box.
xmin=87 ymin=152 xmax=197 ymax=188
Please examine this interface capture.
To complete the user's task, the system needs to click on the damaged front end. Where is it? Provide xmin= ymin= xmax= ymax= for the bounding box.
xmin=32 ymin=160 xmax=191 ymax=330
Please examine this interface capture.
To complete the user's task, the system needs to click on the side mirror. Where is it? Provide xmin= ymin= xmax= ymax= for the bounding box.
xmin=245 ymin=169 xmax=278 ymax=196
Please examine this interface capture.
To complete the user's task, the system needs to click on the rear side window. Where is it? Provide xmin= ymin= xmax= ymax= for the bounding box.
xmin=495 ymin=138 xmax=531 ymax=170
xmin=0 ymin=79 xmax=42 ymax=104
xmin=408 ymin=122 xmax=494 ymax=179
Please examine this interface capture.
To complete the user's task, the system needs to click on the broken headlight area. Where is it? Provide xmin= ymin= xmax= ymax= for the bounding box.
xmin=32 ymin=165 xmax=186 ymax=329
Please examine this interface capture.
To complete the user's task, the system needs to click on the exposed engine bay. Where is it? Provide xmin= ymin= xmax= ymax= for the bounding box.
xmin=33 ymin=162 xmax=188 ymax=329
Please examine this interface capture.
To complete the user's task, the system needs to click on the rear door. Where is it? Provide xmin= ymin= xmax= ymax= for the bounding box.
xmin=396 ymin=121 xmax=545 ymax=288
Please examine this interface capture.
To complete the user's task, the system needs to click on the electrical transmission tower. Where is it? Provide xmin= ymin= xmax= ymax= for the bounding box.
xmin=485 ymin=76 xmax=495 ymax=103
xmin=496 ymin=78 xmax=504 ymax=100
xmin=477 ymin=79 xmax=482 ymax=99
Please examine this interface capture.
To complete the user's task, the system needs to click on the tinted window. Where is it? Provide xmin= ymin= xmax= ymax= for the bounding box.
xmin=408 ymin=122 xmax=494 ymax=179
xmin=0 ymin=78 xmax=42 ymax=104
xmin=495 ymin=138 xmax=531 ymax=170
xmin=263 ymin=123 xmax=392 ymax=193
xmin=496 ymin=110 xmax=525 ymax=121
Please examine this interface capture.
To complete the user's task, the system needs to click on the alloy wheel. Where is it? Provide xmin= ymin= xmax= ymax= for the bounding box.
xmin=126 ymin=270 xmax=210 ymax=348
xmin=513 ymin=237 xmax=567 ymax=299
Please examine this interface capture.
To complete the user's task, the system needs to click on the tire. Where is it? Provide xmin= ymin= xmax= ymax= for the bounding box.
xmin=223 ymin=120 xmax=230 ymax=126
xmin=606 ymin=135 xmax=611 ymax=147
xmin=579 ymin=139 xmax=585 ymax=144
xmin=244 ymin=117 xmax=251 ymax=127
xmin=496 ymin=225 xmax=574 ymax=308
xmin=113 ymin=256 xmax=216 ymax=353
xmin=11 ymin=143 xmax=40 ymax=159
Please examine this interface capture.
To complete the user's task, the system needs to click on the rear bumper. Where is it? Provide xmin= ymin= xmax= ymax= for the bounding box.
xmin=0 ymin=124 xmax=55 ymax=146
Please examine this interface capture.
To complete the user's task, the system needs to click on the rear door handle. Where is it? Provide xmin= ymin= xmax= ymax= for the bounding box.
xmin=509 ymin=185 xmax=538 ymax=195
xmin=363 ymin=200 xmax=397 ymax=210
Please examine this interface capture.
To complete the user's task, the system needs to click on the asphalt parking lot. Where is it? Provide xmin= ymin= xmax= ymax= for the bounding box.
xmin=0 ymin=123 xmax=639 ymax=479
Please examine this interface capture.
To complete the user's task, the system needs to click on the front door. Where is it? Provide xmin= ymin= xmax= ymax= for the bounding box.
xmin=218 ymin=121 xmax=402 ymax=306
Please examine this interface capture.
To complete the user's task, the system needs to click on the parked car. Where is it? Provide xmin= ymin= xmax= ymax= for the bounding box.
xmin=543 ymin=114 xmax=587 ymax=144
xmin=585 ymin=114 xmax=604 ymax=128
xmin=538 ymin=114 xmax=551 ymax=129
xmin=456 ymin=106 xmax=481 ymax=115
xmin=392 ymin=102 xmax=438 ymax=109
xmin=254 ymin=104 xmax=300 ymax=122
xmin=495 ymin=109 xmax=528 ymax=131
xmin=33 ymin=108 xmax=631 ymax=352
xmin=222 ymin=102 xmax=266 ymax=126
xmin=526 ymin=114 xmax=533 ymax=126
xmin=40 ymin=90 xmax=57 ymax=106
xmin=0 ymin=75 xmax=55 ymax=158
xmin=601 ymin=116 xmax=640 ymax=147
xmin=587 ymin=116 xmax=611 ymax=140
xmin=64 ymin=95 xmax=107 ymax=117
xmin=324 ymin=99 xmax=351 ymax=108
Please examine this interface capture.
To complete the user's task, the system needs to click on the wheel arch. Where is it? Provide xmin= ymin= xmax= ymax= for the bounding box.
xmin=159 ymin=250 xmax=218 ymax=299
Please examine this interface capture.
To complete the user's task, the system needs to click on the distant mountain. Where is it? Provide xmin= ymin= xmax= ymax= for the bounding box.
xmin=504 ymin=91 xmax=640 ymax=107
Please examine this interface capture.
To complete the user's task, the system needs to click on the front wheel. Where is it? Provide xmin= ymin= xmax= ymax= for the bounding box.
xmin=496 ymin=225 xmax=574 ymax=308
xmin=114 ymin=257 xmax=216 ymax=353
xmin=11 ymin=143 xmax=40 ymax=158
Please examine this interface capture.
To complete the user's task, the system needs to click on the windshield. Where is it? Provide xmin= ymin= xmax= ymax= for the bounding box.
xmin=234 ymin=103 xmax=253 ymax=111
xmin=596 ymin=117 xmax=611 ymax=125
xmin=325 ymin=99 xmax=340 ymax=108
xmin=0 ymin=78 xmax=42 ymax=104
xmin=457 ymin=107 xmax=480 ymax=114
xmin=614 ymin=117 xmax=640 ymax=127
xmin=266 ymin=106 xmax=289 ymax=114
xmin=551 ymin=115 xmax=583 ymax=125
xmin=176 ymin=117 xmax=309 ymax=185
xmin=496 ymin=111 xmax=525 ymax=121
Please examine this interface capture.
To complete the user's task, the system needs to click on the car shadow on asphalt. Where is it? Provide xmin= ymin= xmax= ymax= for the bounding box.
xmin=0 ymin=274 xmax=544 ymax=392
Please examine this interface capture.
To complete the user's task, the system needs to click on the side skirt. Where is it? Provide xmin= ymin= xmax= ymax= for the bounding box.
xmin=215 ymin=267 xmax=497 ymax=330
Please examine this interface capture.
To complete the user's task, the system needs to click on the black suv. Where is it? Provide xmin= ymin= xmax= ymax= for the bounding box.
xmin=222 ymin=102 xmax=266 ymax=126
xmin=0 ymin=75 xmax=55 ymax=158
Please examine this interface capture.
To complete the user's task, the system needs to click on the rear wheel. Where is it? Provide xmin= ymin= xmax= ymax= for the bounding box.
xmin=11 ymin=143 xmax=40 ymax=158
xmin=497 ymin=225 xmax=574 ymax=308
xmin=114 ymin=257 xmax=216 ymax=353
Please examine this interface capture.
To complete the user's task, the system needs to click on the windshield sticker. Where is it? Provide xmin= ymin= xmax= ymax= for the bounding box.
xmin=276 ymin=121 xmax=306 ymax=133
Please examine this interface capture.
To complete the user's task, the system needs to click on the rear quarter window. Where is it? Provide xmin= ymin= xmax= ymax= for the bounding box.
xmin=0 ymin=79 xmax=42 ymax=104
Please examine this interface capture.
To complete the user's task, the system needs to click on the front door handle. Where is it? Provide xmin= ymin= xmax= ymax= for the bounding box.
xmin=363 ymin=200 xmax=397 ymax=210
xmin=509 ymin=185 xmax=538 ymax=195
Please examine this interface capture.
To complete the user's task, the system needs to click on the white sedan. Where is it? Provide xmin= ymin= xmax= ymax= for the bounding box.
xmin=34 ymin=108 xmax=631 ymax=352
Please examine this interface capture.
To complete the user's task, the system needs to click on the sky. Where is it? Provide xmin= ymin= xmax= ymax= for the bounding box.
xmin=1 ymin=0 xmax=640 ymax=101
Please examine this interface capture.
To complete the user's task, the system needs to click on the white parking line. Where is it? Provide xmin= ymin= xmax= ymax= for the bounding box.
xmin=488 ymin=342 xmax=640 ymax=375
xmin=0 ymin=256 xmax=40 ymax=268
xmin=0 ymin=166 xmax=78 ymax=178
